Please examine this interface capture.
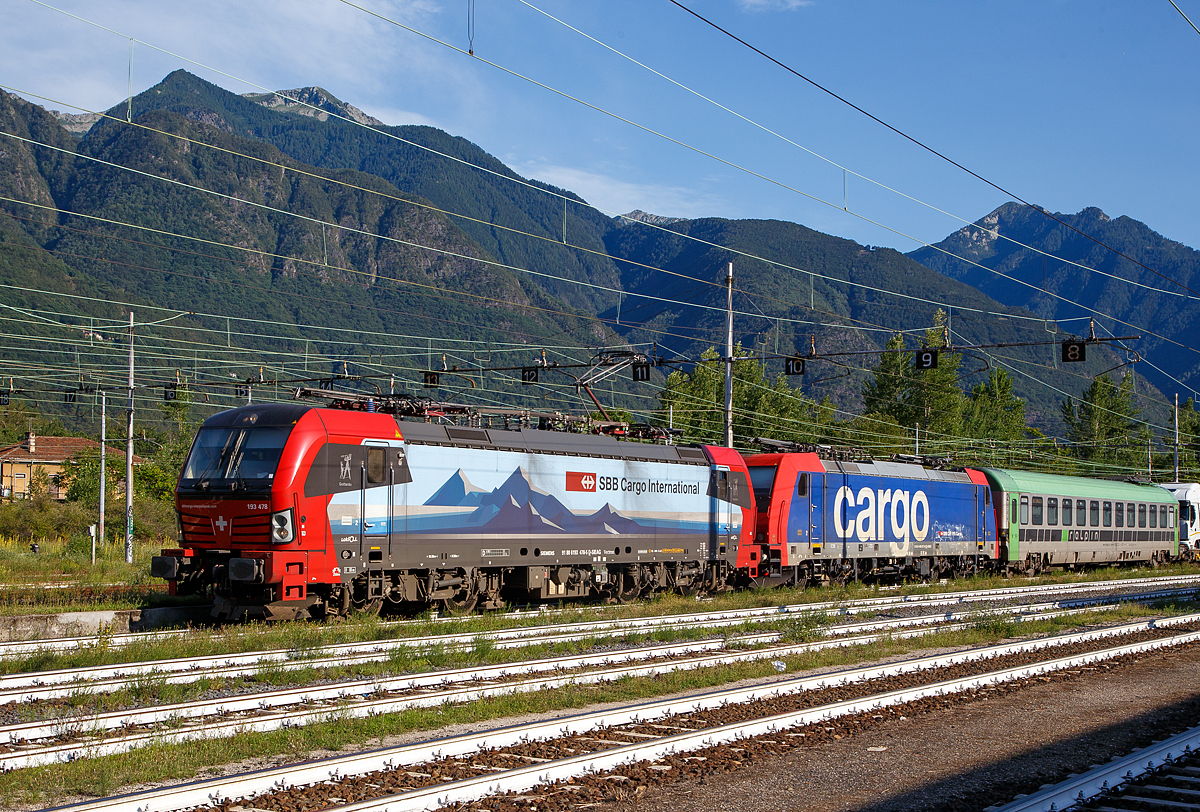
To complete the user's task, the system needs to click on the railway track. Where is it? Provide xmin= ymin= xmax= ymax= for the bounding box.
xmin=43 ymin=614 xmax=1200 ymax=812
xmin=990 ymin=723 xmax=1200 ymax=812
xmin=3 ymin=572 xmax=1196 ymax=659
xmin=0 ymin=602 xmax=1116 ymax=769
xmin=7 ymin=572 xmax=1194 ymax=703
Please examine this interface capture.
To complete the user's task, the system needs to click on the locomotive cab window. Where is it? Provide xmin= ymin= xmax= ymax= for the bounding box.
xmin=1062 ymin=498 xmax=1072 ymax=526
xmin=1031 ymin=497 xmax=1043 ymax=526
xmin=984 ymin=489 xmax=990 ymax=505
xmin=1047 ymin=498 xmax=1058 ymax=526
xmin=367 ymin=448 xmax=385 ymax=485
xmin=797 ymin=473 xmax=809 ymax=497
xmin=1089 ymin=501 xmax=1100 ymax=527
xmin=180 ymin=425 xmax=293 ymax=490
xmin=1116 ymin=502 xmax=1124 ymax=528
xmin=1139 ymin=504 xmax=1147 ymax=528
xmin=748 ymin=466 xmax=777 ymax=509
xmin=1020 ymin=495 xmax=1029 ymax=525
xmin=1102 ymin=501 xmax=1112 ymax=527
xmin=1149 ymin=505 xmax=1158 ymax=528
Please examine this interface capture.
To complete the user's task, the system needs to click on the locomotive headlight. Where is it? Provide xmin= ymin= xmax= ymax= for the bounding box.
xmin=270 ymin=509 xmax=295 ymax=543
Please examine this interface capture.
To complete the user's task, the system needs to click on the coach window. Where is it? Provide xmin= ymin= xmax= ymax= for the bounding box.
xmin=1150 ymin=505 xmax=1158 ymax=528
xmin=1020 ymin=495 xmax=1029 ymax=525
xmin=1031 ymin=497 xmax=1043 ymax=525
xmin=1129 ymin=503 xmax=1136 ymax=527
xmin=1089 ymin=500 xmax=1100 ymax=527
xmin=1169 ymin=506 xmax=1176 ymax=530
xmin=1139 ymin=503 xmax=1147 ymax=528
xmin=1116 ymin=502 xmax=1124 ymax=527
xmin=1078 ymin=500 xmax=1087 ymax=525
xmin=1047 ymin=498 xmax=1058 ymax=525
xmin=1102 ymin=501 xmax=1112 ymax=527
xmin=1062 ymin=498 xmax=1072 ymax=526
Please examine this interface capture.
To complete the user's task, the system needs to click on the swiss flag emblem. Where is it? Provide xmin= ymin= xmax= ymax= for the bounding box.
xmin=566 ymin=471 xmax=596 ymax=492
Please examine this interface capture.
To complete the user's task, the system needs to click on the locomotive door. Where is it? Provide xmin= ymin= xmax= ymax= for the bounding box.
xmin=810 ymin=475 xmax=824 ymax=552
xmin=711 ymin=466 xmax=733 ymax=559
xmin=362 ymin=445 xmax=389 ymax=566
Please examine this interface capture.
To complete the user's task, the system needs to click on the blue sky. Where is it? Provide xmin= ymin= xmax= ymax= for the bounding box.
xmin=5 ymin=0 xmax=1200 ymax=254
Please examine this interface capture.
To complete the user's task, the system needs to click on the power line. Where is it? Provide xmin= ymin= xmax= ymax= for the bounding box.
xmin=666 ymin=0 xmax=1200 ymax=299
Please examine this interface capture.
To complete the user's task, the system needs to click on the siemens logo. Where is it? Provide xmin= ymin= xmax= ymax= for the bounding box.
xmin=832 ymin=486 xmax=931 ymax=543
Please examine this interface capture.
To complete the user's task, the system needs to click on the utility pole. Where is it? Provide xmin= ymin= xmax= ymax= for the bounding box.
xmin=915 ymin=422 xmax=920 ymax=456
xmin=1175 ymin=393 xmax=1180 ymax=481
xmin=98 ymin=390 xmax=105 ymax=565
xmin=125 ymin=312 xmax=134 ymax=565
xmin=723 ymin=262 xmax=734 ymax=449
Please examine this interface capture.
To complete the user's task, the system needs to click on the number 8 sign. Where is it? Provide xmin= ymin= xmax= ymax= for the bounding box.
xmin=1061 ymin=340 xmax=1086 ymax=363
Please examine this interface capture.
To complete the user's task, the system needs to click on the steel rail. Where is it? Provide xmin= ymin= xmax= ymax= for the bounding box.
xmin=42 ymin=615 xmax=1200 ymax=812
xmin=0 ymin=587 xmax=1155 ymax=701
xmin=3 ymin=577 xmax=1192 ymax=693
xmin=0 ymin=602 xmax=1113 ymax=746
xmin=322 ymin=629 xmax=1200 ymax=812
xmin=987 ymin=725 xmax=1200 ymax=812
xmin=4 ymin=572 xmax=1195 ymax=658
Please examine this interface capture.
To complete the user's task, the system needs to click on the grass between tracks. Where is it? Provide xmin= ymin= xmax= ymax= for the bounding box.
xmin=2 ymin=598 xmax=1196 ymax=808
xmin=5 ymin=561 xmax=1200 ymax=675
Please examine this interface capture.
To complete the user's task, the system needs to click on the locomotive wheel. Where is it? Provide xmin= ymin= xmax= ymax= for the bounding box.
xmin=439 ymin=582 xmax=479 ymax=615
xmin=352 ymin=597 xmax=384 ymax=616
xmin=615 ymin=570 xmax=642 ymax=603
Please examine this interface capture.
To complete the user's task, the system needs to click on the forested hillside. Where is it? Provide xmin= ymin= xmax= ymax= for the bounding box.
xmin=909 ymin=203 xmax=1200 ymax=403
xmin=0 ymin=70 xmax=1177 ymax=449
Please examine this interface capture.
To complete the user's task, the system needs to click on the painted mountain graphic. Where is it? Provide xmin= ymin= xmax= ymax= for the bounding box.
xmin=424 ymin=466 xmax=649 ymax=535
xmin=425 ymin=469 xmax=488 ymax=506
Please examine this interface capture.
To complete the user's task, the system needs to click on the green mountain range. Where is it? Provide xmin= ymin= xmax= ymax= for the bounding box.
xmin=0 ymin=69 xmax=1179 ymax=439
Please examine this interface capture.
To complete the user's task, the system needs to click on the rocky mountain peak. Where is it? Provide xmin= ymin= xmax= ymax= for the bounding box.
xmin=617 ymin=210 xmax=686 ymax=226
xmin=242 ymin=86 xmax=384 ymax=126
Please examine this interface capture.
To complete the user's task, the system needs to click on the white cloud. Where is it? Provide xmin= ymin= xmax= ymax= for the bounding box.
xmin=3 ymin=0 xmax=476 ymax=121
xmin=737 ymin=0 xmax=814 ymax=10
xmin=516 ymin=162 xmax=726 ymax=221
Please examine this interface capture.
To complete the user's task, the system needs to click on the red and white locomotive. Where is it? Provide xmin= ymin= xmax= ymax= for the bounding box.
xmin=154 ymin=401 xmax=756 ymax=620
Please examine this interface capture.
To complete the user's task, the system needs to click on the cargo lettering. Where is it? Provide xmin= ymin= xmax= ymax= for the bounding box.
xmin=833 ymin=486 xmax=930 ymax=542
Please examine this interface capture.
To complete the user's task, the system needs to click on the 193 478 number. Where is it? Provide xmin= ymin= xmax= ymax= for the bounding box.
xmin=247 ymin=503 xmax=269 ymax=511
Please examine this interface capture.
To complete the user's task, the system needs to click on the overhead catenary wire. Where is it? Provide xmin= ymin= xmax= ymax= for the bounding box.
xmin=8 ymin=8 xmax=1195 ymax=428
xmin=665 ymin=0 xmax=1199 ymax=300
xmin=518 ymin=0 xmax=1194 ymax=302
xmin=0 ymin=86 xmax=1062 ymax=339
xmin=14 ymin=5 xmax=1195 ymax=373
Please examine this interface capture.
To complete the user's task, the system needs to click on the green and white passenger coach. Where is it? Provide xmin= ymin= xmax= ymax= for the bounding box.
xmin=980 ymin=467 xmax=1178 ymax=573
